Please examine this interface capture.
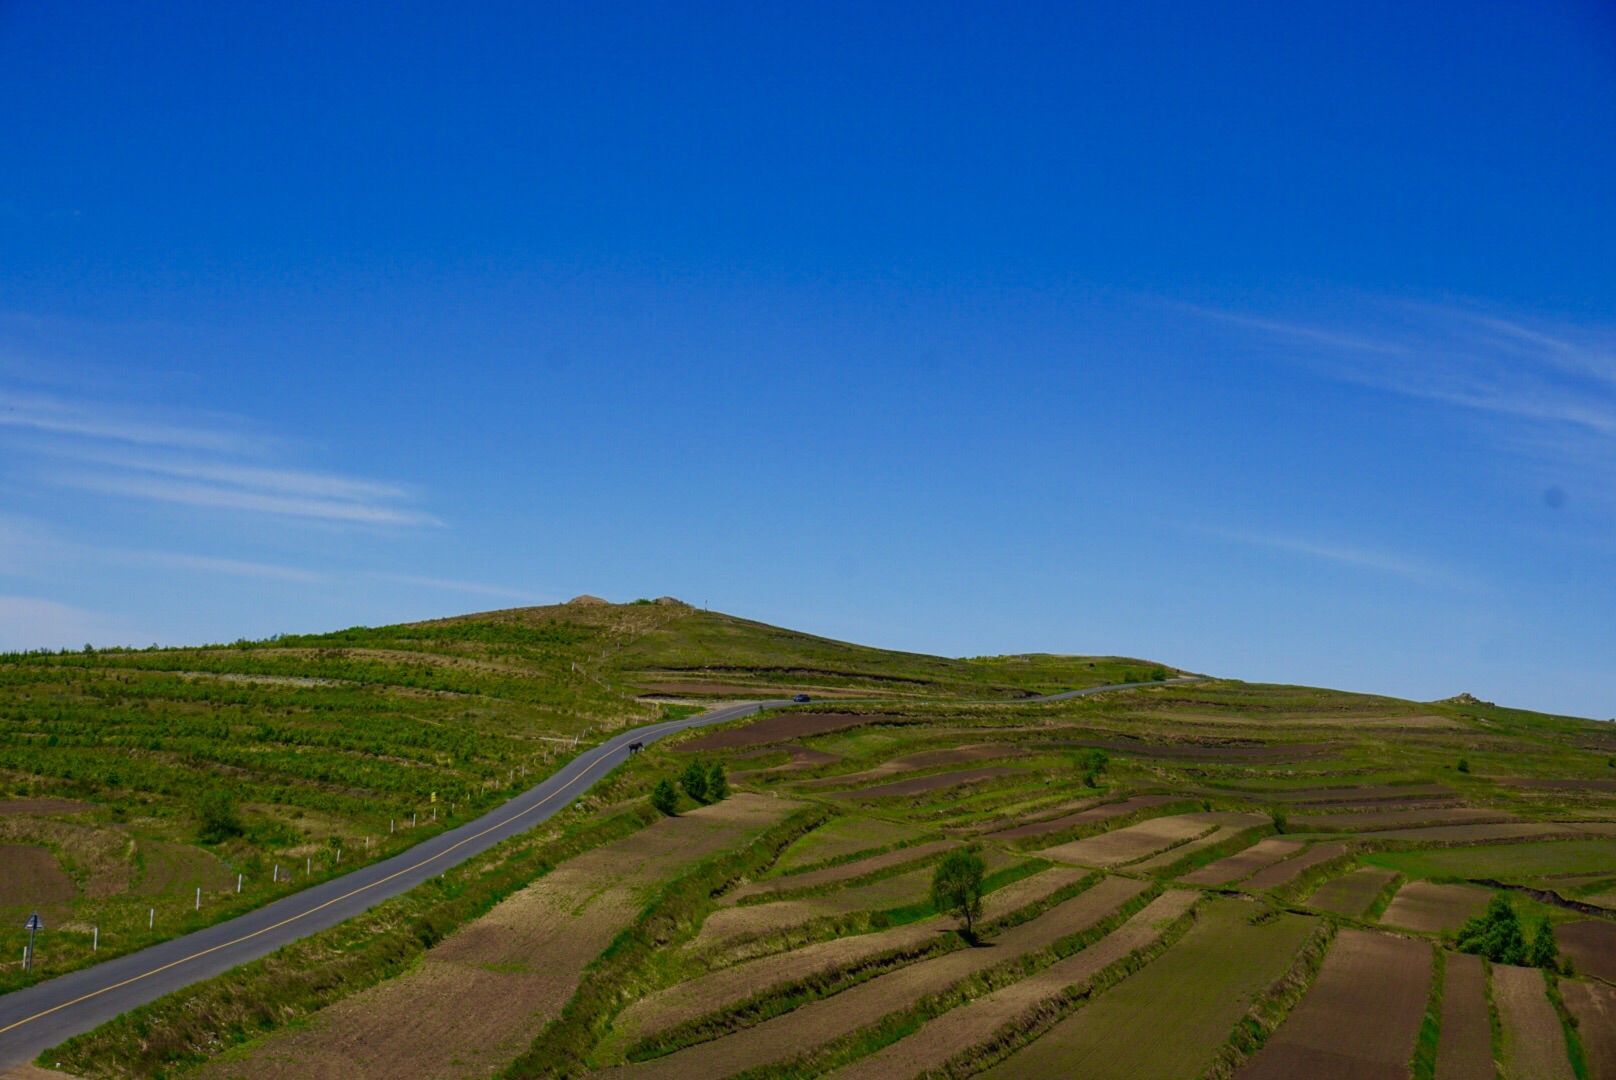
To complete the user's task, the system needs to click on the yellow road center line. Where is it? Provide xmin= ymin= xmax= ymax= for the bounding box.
xmin=0 ymin=708 xmax=742 ymax=1039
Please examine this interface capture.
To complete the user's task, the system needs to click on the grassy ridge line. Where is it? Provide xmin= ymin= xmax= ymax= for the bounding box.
xmin=735 ymin=845 xmax=956 ymax=906
xmin=45 ymin=802 xmax=663 ymax=1079
xmin=917 ymin=899 xmax=1203 ymax=1080
xmin=1410 ymin=943 xmax=1444 ymax=1080
xmin=1198 ymin=920 xmax=1336 ymax=1080
xmin=726 ymin=885 xmax=1170 ymax=1080
xmin=1149 ymin=825 xmax=1276 ymax=879
xmin=766 ymin=830 xmax=945 ymax=881
xmin=502 ymin=806 xmax=830 ymax=1079
xmin=1269 ymin=849 xmax=1358 ymax=905
xmin=624 ymin=871 xmax=1108 ymax=1063
xmin=1545 ymin=972 xmax=1591 ymax=1080
xmin=1362 ymin=871 xmax=1406 ymax=922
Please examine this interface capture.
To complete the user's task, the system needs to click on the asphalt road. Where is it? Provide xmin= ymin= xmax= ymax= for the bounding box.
xmin=0 ymin=675 xmax=1201 ymax=1068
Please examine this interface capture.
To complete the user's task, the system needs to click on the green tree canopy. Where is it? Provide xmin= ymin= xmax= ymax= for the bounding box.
xmin=706 ymin=761 xmax=729 ymax=801
xmin=931 ymin=847 xmax=987 ymax=941
xmin=679 ymin=760 xmax=710 ymax=803
xmin=650 ymin=777 xmax=679 ymax=816
xmin=1456 ymin=895 xmax=1527 ymax=965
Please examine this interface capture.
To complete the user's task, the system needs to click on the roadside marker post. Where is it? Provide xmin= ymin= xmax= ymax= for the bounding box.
xmin=236 ymin=873 xmax=242 ymax=893
xmin=306 ymin=856 xmax=311 ymax=876
xmin=148 ymin=907 xmax=154 ymax=929
xmin=92 ymin=926 xmax=98 ymax=952
xmin=23 ymin=912 xmax=41 ymax=972
xmin=194 ymin=887 xmax=200 ymax=911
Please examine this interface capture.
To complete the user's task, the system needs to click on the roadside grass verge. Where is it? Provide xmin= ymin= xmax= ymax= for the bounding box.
xmin=502 ymin=806 xmax=830 ymax=1078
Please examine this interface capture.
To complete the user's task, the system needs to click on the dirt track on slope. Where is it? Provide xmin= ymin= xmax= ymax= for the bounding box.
xmin=195 ymin=795 xmax=794 ymax=1080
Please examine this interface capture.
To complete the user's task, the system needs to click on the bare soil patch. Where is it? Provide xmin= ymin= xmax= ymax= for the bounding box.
xmin=1557 ymin=919 xmax=1616 ymax=984
xmin=1561 ymin=979 xmax=1616 ymax=1080
xmin=1241 ymin=843 xmax=1348 ymax=890
xmin=1494 ymin=963 xmax=1573 ymax=1080
xmin=1379 ymin=882 xmax=1490 ymax=933
xmin=1436 ymin=951 xmax=1492 ymax=1080
xmin=596 ymin=875 xmax=1152 ymax=1080
xmin=0 ymin=844 xmax=75 ymax=914
xmin=1180 ymin=838 xmax=1304 ymax=886
xmin=681 ymin=713 xmax=897 ymax=751
xmin=835 ymin=890 xmax=1201 ymax=1080
xmin=986 ymin=794 xmax=1180 ymax=841
xmin=0 ymin=798 xmax=91 ymax=817
xmin=1039 ymin=814 xmax=1226 ymax=868
xmin=825 ymin=766 xmax=1023 ymax=800
xmin=1235 ymin=928 xmax=1432 ymax=1080
xmin=197 ymin=794 xmax=794 ymax=1080
xmin=1305 ymin=867 xmax=1399 ymax=917
xmin=731 ymin=744 xmax=841 ymax=778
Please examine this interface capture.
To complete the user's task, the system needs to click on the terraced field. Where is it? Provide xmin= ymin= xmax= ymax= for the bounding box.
xmin=9 ymin=603 xmax=1616 ymax=1079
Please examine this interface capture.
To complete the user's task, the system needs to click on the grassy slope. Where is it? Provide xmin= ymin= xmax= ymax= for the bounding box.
xmin=0 ymin=599 xmax=1165 ymax=992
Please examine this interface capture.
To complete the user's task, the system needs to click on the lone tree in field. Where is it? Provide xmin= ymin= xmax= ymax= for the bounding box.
xmin=931 ymin=848 xmax=987 ymax=942
xmin=197 ymin=789 xmax=244 ymax=843
xmin=651 ymin=778 xmax=679 ymax=816
xmin=1456 ymin=895 xmax=1527 ymax=964
xmin=706 ymin=761 xmax=729 ymax=801
xmin=680 ymin=759 xmax=710 ymax=803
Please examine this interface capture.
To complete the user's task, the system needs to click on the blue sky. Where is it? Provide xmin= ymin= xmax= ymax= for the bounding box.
xmin=2 ymin=2 xmax=1614 ymax=717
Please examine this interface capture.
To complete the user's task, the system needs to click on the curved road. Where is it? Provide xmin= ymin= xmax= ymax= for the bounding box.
xmin=0 ymin=676 xmax=1198 ymax=1068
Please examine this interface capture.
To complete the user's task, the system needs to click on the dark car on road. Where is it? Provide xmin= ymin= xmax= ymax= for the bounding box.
xmin=792 ymin=693 xmax=811 ymax=703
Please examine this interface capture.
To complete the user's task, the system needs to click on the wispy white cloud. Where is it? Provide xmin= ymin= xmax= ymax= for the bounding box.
xmin=51 ymin=470 xmax=442 ymax=526
xmin=1196 ymin=526 xmax=1467 ymax=589
xmin=1190 ymin=299 xmax=1616 ymax=502
xmin=0 ymin=389 xmax=258 ymax=453
xmin=0 ymin=385 xmax=438 ymax=528
xmin=109 ymin=549 xmax=329 ymax=584
xmin=366 ymin=572 xmax=549 ymax=603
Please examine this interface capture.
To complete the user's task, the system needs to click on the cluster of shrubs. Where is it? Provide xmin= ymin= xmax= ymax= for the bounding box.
xmin=1454 ymin=895 xmax=1565 ymax=971
xmin=650 ymin=759 xmax=728 ymax=816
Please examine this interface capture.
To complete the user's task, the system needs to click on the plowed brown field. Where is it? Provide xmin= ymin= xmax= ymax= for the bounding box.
xmin=1039 ymin=814 xmax=1236 ymax=868
xmin=1556 ymin=920 xmax=1616 ymax=983
xmin=1379 ymin=882 xmax=1490 ymax=933
xmin=1234 ymin=928 xmax=1431 ymax=1079
xmin=1494 ymin=963 xmax=1573 ymax=1080
xmin=1240 ymin=842 xmax=1347 ymax=890
xmin=1436 ymin=951 xmax=1492 ymax=1080
xmin=680 ymin=713 xmax=893 ymax=750
xmin=731 ymin=840 xmax=956 ymax=901
xmin=1561 ymin=979 xmax=1616 ymax=1080
xmin=1179 ymin=838 xmax=1303 ymax=886
xmin=1305 ymin=867 xmax=1398 ymax=917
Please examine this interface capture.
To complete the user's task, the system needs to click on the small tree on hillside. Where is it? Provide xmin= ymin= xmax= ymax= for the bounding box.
xmin=651 ymin=778 xmax=679 ymax=816
xmin=1456 ymin=895 xmax=1526 ymax=965
xmin=931 ymin=848 xmax=987 ymax=942
xmin=706 ymin=761 xmax=729 ymax=801
xmin=197 ymin=789 xmax=244 ymax=844
xmin=1269 ymin=807 xmax=1288 ymax=834
xmin=680 ymin=760 xmax=710 ymax=803
xmin=1527 ymin=914 xmax=1560 ymax=969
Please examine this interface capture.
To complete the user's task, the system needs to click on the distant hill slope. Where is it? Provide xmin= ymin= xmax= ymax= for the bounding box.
xmin=0 ymin=597 xmax=1172 ymax=994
